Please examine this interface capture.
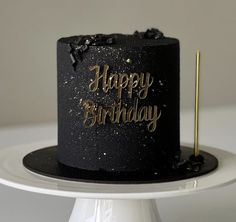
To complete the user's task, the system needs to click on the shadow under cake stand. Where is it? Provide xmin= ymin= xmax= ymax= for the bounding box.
xmin=0 ymin=141 xmax=236 ymax=222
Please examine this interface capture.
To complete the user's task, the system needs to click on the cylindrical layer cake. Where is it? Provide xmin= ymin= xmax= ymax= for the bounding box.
xmin=57 ymin=30 xmax=180 ymax=177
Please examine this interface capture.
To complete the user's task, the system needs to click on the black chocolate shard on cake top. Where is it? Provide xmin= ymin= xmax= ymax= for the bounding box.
xmin=65 ymin=28 xmax=166 ymax=71
xmin=69 ymin=34 xmax=116 ymax=71
xmin=133 ymin=28 xmax=164 ymax=39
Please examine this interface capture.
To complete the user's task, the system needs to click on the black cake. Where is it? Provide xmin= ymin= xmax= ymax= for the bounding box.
xmin=57 ymin=29 xmax=181 ymax=178
xmin=22 ymin=29 xmax=218 ymax=183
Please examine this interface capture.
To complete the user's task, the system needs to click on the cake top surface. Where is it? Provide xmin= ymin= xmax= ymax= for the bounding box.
xmin=58 ymin=28 xmax=179 ymax=47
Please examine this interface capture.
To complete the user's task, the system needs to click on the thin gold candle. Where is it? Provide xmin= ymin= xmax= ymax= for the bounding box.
xmin=194 ymin=50 xmax=200 ymax=156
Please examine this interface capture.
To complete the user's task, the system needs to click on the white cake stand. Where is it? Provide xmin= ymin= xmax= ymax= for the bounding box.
xmin=0 ymin=141 xmax=236 ymax=222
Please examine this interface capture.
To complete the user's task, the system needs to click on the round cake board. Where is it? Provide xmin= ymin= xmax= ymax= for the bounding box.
xmin=22 ymin=145 xmax=218 ymax=184
xmin=0 ymin=141 xmax=236 ymax=222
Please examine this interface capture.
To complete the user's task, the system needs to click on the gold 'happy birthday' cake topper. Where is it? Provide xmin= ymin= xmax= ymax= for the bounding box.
xmin=81 ymin=64 xmax=161 ymax=132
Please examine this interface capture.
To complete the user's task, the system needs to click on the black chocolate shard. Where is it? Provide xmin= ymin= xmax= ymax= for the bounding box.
xmin=69 ymin=44 xmax=78 ymax=71
xmin=177 ymin=154 xmax=205 ymax=173
xmin=69 ymin=34 xmax=116 ymax=71
xmin=134 ymin=28 xmax=164 ymax=39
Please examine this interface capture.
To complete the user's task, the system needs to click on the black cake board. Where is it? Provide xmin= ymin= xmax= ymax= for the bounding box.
xmin=23 ymin=146 xmax=218 ymax=184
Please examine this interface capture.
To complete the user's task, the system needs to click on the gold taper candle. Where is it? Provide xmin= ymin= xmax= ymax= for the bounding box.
xmin=194 ymin=50 xmax=200 ymax=156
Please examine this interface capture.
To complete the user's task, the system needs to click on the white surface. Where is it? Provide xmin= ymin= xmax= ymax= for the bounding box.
xmin=0 ymin=143 xmax=235 ymax=199
xmin=0 ymin=106 xmax=235 ymax=221
xmin=68 ymin=199 xmax=161 ymax=222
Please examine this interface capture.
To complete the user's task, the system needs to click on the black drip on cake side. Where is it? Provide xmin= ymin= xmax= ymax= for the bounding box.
xmin=23 ymin=146 xmax=218 ymax=184
xmin=57 ymin=31 xmax=181 ymax=176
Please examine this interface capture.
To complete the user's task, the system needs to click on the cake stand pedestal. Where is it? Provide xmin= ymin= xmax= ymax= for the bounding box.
xmin=0 ymin=142 xmax=236 ymax=222
xmin=69 ymin=199 xmax=160 ymax=222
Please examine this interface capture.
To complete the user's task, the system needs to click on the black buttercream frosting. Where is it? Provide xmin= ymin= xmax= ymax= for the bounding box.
xmin=57 ymin=28 xmax=184 ymax=178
